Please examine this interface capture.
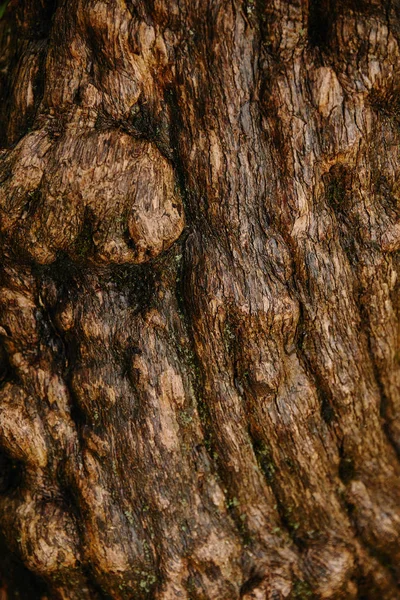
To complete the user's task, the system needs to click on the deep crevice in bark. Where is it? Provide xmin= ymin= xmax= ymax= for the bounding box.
xmin=1 ymin=1 xmax=400 ymax=598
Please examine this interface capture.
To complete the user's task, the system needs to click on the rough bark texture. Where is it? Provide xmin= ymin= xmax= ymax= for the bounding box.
xmin=0 ymin=0 xmax=400 ymax=598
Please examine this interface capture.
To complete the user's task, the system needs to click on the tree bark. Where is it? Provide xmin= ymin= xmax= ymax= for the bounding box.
xmin=0 ymin=0 xmax=400 ymax=598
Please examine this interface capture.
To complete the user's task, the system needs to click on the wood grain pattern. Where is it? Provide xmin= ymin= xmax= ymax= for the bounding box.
xmin=0 ymin=1 xmax=399 ymax=598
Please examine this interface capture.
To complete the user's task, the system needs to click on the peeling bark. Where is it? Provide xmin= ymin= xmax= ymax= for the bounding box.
xmin=0 ymin=1 xmax=399 ymax=598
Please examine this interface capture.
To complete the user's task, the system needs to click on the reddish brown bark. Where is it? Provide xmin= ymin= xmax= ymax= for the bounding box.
xmin=0 ymin=1 xmax=399 ymax=598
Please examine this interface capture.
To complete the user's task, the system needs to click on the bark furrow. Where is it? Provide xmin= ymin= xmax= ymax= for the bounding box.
xmin=0 ymin=1 xmax=399 ymax=598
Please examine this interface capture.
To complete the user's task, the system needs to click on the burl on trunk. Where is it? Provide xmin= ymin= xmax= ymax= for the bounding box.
xmin=0 ymin=0 xmax=400 ymax=598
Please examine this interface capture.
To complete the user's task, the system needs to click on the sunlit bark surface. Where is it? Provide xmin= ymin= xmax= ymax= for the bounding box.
xmin=0 ymin=0 xmax=400 ymax=598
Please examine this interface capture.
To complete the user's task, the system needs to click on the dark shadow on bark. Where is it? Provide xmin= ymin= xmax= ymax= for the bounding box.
xmin=0 ymin=526 xmax=49 ymax=599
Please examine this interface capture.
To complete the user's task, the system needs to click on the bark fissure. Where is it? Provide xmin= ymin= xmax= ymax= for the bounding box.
xmin=0 ymin=1 xmax=400 ymax=599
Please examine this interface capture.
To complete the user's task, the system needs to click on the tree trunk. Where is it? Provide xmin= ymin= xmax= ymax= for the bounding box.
xmin=0 ymin=0 xmax=400 ymax=598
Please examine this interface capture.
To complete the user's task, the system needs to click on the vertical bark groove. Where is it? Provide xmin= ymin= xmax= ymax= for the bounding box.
xmin=0 ymin=1 xmax=399 ymax=598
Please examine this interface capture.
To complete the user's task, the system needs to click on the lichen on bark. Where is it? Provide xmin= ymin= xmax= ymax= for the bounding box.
xmin=0 ymin=1 xmax=399 ymax=599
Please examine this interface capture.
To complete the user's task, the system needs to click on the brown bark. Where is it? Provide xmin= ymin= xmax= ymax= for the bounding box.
xmin=0 ymin=0 xmax=399 ymax=598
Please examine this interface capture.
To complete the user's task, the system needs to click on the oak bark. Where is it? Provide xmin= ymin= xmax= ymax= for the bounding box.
xmin=0 ymin=0 xmax=400 ymax=598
